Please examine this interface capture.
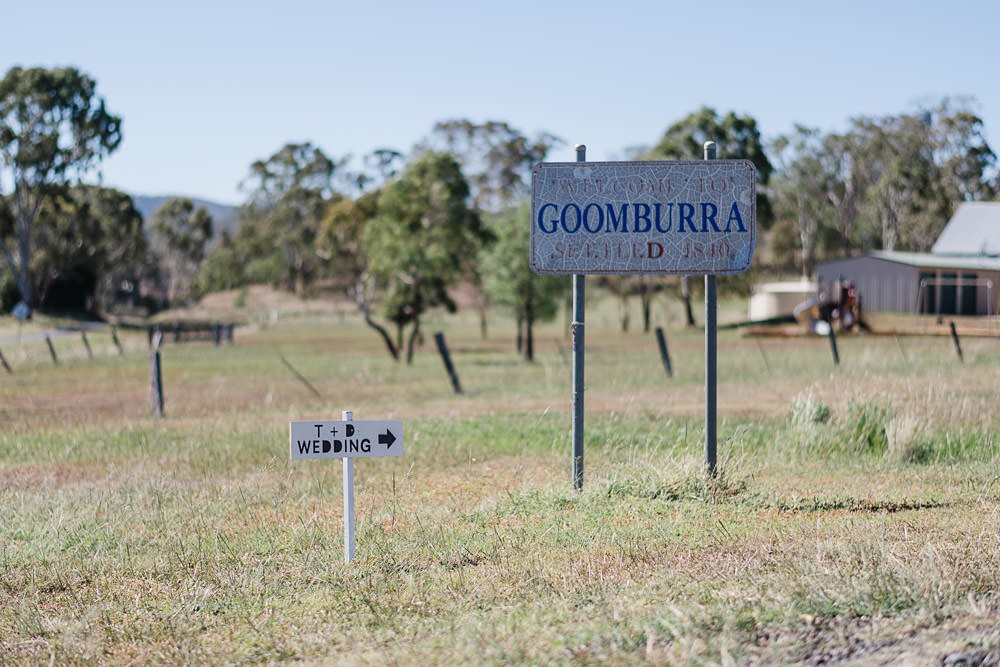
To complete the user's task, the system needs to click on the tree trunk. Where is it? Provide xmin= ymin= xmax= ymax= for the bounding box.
xmin=15 ymin=210 xmax=35 ymax=307
xmin=515 ymin=314 xmax=523 ymax=354
xmin=798 ymin=199 xmax=815 ymax=279
xmin=641 ymin=289 xmax=652 ymax=333
xmin=525 ymin=300 xmax=534 ymax=362
xmin=405 ymin=316 xmax=421 ymax=365
xmin=619 ymin=291 xmax=630 ymax=332
xmin=525 ymin=316 xmax=534 ymax=362
xmin=681 ymin=275 xmax=696 ymax=327
xmin=363 ymin=313 xmax=399 ymax=361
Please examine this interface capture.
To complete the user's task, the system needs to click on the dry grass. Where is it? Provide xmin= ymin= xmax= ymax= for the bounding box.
xmin=1 ymin=290 xmax=998 ymax=664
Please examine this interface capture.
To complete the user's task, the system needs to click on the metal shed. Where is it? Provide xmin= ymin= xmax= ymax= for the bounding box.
xmin=816 ymin=251 xmax=1000 ymax=316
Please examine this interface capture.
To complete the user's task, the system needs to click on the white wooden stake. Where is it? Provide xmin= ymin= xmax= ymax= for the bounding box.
xmin=342 ymin=409 xmax=356 ymax=563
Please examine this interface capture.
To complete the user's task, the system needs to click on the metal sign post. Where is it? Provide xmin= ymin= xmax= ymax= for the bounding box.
xmin=572 ymin=144 xmax=586 ymax=490
xmin=704 ymin=141 xmax=718 ymax=476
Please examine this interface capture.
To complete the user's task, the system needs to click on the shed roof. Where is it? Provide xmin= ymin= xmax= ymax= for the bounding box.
xmin=931 ymin=202 xmax=1000 ymax=255
xmin=868 ymin=250 xmax=1000 ymax=271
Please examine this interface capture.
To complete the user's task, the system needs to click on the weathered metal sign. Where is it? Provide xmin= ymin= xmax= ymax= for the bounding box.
xmin=530 ymin=160 xmax=756 ymax=275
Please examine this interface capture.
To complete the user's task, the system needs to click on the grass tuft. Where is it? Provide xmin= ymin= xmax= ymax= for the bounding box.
xmin=790 ymin=390 xmax=832 ymax=427
xmin=886 ymin=413 xmax=937 ymax=464
xmin=842 ymin=398 xmax=891 ymax=454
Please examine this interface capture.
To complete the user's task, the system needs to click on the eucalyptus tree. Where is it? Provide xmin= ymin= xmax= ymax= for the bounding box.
xmin=927 ymin=97 xmax=997 ymax=203
xmin=421 ymin=120 xmax=561 ymax=338
xmin=645 ymin=107 xmax=773 ymax=326
xmin=193 ymin=229 xmax=243 ymax=296
xmin=150 ymin=198 xmax=214 ymax=304
xmin=239 ymin=142 xmax=342 ymax=292
xmin=836 ymin=101 xmax=995 ymax=252
xmin=647 ymin=106 xmax=774 ymax=225
xmin=0 ymin=66 xmax=122 ymax=309
xmin=363 ymin=151 xmax=491 ymax=363
xmin=318 ymin=190 xmax=402 ymax=359
xmin=820 ymin=131 xmax=868 ymax=256
xmin=480 ymin=204 xmax=565 ymax=361
xmin=0 ymin=198 xmax=13 ymax=308
xmin=906 ymin=98 xmax=996 ymax=249
xmin=32 ymin=184 xmax=146 ymax=311
xmin=357 ymin=148 xmax=404 ymax=192
xmin=848 ymin=115 xmax=928 ymax=251
xmin=771 ymin=126 xmax=833 ymax=278
xmin=423 ymin=119 xmax=562 ymax=214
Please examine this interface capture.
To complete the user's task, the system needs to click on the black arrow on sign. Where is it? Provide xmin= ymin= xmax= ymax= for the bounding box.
xmin=378 ymin=429 xmax=397 ymax=447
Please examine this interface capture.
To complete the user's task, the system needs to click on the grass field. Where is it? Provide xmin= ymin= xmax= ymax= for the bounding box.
xmin=1 ymin=289 xmax=998 ymax=665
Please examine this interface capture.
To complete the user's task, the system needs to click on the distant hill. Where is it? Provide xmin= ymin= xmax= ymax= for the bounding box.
xmin=132 ymin=195 xmax=240 ymax=237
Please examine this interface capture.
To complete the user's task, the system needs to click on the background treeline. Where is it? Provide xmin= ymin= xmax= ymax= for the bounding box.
xmin=2 ymin=67 xmax=997 ymax=351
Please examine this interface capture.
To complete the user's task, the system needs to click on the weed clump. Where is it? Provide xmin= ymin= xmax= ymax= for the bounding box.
xmin=784 ymin=390 xmax=837 ymax=456
xmin=790 ymin=392 xmax=832 ymax=428
xmin=885 ymin=414 xmax=936 ymax=464
xmin=842 ymin=399 xmax=891 ymax=454
xmin=785 ymin=394 xmax=933 ymax=462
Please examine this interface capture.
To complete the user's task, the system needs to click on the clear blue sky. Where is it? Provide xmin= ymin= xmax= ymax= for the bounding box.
xmin=6 ymin=0 xmax=999 ymax=205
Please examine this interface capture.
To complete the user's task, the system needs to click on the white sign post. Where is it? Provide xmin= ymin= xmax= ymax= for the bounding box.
xmin=290 ymin=412 xmax=403 ymax=563
xmin=532 ymin=149 xmax=755 ymax=484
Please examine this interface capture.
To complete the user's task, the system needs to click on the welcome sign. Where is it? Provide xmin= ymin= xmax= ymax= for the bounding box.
xmin=530 ymin=161 xmax=756 ymax=275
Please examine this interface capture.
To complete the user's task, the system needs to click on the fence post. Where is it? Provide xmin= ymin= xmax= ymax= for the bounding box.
xmin=279 ymin=355 xmax=323 ymax=399
xmin=654 ymin=327 xmax=673 ymax=378
xmin=45 ymin=335 xmax=59 ymax=364
xmin=151 ymin=331 xmax=164 ymax=418
xmin=111 ymin=326 xmax=124 ymax=354
xmin=81 ymin=331 xmax=93 ymax=359
xmin=754 ymin=335 xmax=771 ymax=372
xmin=434 ymin=332 xmax=462 ymax=394
xmin=827 ymin=325 xmax=840 ymax=367
xmin=894 ymin=335 xmax=907 ymax=363
xmin=949 ymin=321 xmax=964 ymax=363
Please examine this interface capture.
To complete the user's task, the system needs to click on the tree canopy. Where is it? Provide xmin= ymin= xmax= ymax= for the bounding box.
xmin=423 ymin=120 xmax=561 ymax=213
xmin=363 ymin=151 xmax=491 ymax=362
xmin=646 ymin=106 xmax=774 ymax=228
xmin=3 ymin=59 xmax=998 ymax=337
xmin=33 ymin=184 xmax=146 ymax=311
xmin=150 ymin=198 xmax=214 ymax=304
xmin=769 ymin=98 xmax=997 ymax=273
xmin=238 ymin=142 xmax=342 ymax=292
xmin=480 ymin=204 xmax=564 ymax=361
xmin=0 ymin=66 xmax=122 ymax=308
